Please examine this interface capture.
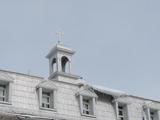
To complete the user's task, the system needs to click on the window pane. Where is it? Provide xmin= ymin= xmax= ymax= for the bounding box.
xmin=42 ymin=96 xmax=50 ymax=103
xmin=47 ymin=104 xmax=50 ymax=108
xmin=0 ymin=97 xmax=4 ymax=101
xmin=0 ymin=90 xmax=4 ymax=96
xmin=42 ymin=103 xmax=45 ymax=107
xmin=150 ymin=111 xmax=155 ymax=120
xmin=82 ymin=97 xmax=92 ymax=115
xmin=118 ymin=105 xmax=125 ymax=120
xmin=118 ymin=106 xmax=123 ymax=109
xmin=42 ymin=91 xmax=52 ymax=109
xmin=120 ymin=117 xmax=124 ymax=120
xmin=0 ymin=85 xmax=6 ymax=102
xmin=119 ymin=110 xmax=123 ymax=115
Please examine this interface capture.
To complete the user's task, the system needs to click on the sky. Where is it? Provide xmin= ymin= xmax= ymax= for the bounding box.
xmin=0 ymin=0 xmax=160 ymax=101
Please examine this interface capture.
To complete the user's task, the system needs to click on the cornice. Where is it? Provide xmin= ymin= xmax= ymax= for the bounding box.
xmin=48 ymin=71 xmax=81 ymax=80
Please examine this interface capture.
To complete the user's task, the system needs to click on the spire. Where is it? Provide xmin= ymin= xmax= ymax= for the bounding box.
xmin=56 ymin=32 xmax=64 ymax=45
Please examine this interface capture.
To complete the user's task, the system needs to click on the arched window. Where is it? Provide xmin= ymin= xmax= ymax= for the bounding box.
xmin=51 ymin=58 xmax=57 ymax=73
xmin=61 ymin=56 xmax=69 ymax=73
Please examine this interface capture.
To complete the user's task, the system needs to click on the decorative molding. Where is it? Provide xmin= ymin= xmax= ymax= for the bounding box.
xmin=39 ymin=107 xmax=57 ymax=112
xmin=46 ymin=44 xmax=75 ymax=59
xmin=81 ymin=113 xmax=96 ymax=118
xmin=0 ymin=101 xmax=12 ymax=105
xmin=37 ymin=80 xmax=57 ymax=90
xmin=49 ymin=71 xmax=81 ymax=80
xmin=76 ymin=85 xmax=98 ymax=98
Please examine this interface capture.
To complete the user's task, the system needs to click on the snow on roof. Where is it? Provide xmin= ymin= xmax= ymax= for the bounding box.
xmin=75 ymin=79 xmax=126 ymax=97
xmin=90 ymin=84 xmax=127 ymax=97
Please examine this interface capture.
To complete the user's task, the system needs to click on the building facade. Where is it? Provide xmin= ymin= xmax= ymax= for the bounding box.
xmin=0 ymin=43 xmax=160 ymax=120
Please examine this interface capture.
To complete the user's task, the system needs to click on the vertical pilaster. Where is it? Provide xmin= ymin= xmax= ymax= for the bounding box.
xmin=92 ymin=97 xmax=96 ymax=115
xmin=8 ymin=82 xmax=12 ymax=104
xmin=39 ymin=88 xmax=42 ymax=108
xmin=145 ymin=107 xmax=151 ymax=120
xmin=57 ymin=56 xmax=62 ymax=72
xmin=68 ymin=61 xmax=71 ymax=73
xmin=114 ymin=101 xmax=119 ymax=120
xmin=53 ymin=90 xmax=57 ymax=109
xmin=49 ymin=59 xmax=53 ymax=75
xmin=126 ymin=104 xmax=130 ymax=120
xmin=80 ymin=95 xmax=83 ymax=115
xmin=157 ymin=111 xmax=160 ymax=120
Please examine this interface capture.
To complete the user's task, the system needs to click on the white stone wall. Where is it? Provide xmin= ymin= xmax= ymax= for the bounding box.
xmin=0 ymin=71 xmax=160 ymax=120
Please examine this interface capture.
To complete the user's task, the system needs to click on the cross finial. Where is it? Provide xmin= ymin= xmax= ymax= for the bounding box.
xmin=56 ymin=32 xmax=64 ymax=44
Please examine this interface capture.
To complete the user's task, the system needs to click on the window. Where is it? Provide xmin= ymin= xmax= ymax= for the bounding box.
xmin=42 ymin=91 xmax=52 ymax=108
xmin=76 ymin=86 xmax=97 ymax=117
xmin=114 ymin=102 xmax=128 ymax=120
xmin=37 ymin=80 xmax=57 ymax=111
xmin=150 ymin=111 xmax=154 ymax=120
xmin=0 ymin=81 xmax=12 ymax=104
xmin=118 ymin=105 xmax=125 ymax=120
xmin=143 ymin=106 xmax=159 ymax=120
xmin=150 ymin=109 xmax=159 ymax=120
xmin=39 ymin=88 xmax=55 ymax=110
xmin=79 ymin=95 xmax=96 ymax=117
xmin=0 ymin=73 xmax=13 ymax=104
xmin=82 ymin=97 xmax=92 ymax=115
xmin=0 ymin=85 xmax=7 ymax=102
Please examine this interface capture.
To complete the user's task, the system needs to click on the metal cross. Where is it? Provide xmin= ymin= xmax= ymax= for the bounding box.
xmin=56 ymin=32 xmax=64 ymax=44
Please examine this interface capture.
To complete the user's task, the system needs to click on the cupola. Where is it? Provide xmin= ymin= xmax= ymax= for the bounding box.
xmin=46 ymin=43 xmax=80 ymax=81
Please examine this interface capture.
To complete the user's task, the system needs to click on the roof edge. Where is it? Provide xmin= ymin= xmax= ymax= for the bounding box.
xmin=0 ymin=69 xmax=44 ymax=79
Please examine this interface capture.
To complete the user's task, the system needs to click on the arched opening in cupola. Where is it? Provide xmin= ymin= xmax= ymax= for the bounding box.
xmin=61 ymin=56 xmax=70 ymax=73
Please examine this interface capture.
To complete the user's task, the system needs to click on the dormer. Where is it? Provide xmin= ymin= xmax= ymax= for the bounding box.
xmin=46 ymin=43 xmax=80 ymax=81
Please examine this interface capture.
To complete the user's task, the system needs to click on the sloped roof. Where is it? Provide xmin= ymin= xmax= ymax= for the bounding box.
xmin=75 ymin=80 xmax=126 ymax=97
xmin=90 ymin=84 xmax=126 ymax=97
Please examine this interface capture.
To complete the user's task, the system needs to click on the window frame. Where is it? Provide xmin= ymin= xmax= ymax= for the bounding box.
xmin=114 ymin=102 xmax=128 ymax=120
xmin=79 ymin=95 xmax=96 ymax=117
xmin=150 ymin=111 xmax=154 ymax=120
xmin=118 ymin=105 xmax=125 ymax=120
xmin=0 ymin=80 xmax=12 ymax=105
xmin=82 ymin=97 xmax=92 ymax=115
xmin=150 ymin=109 xmax=159 ymax=120
xmin=0 ymin=85 xmax=7 ymax=102
xmin=42 ymin=91 xmax=51 ymax=108
xmin=143 ymin=106 xmax=159 ymax=120
xmin=38 ymin=87 xmax=57 ymax=111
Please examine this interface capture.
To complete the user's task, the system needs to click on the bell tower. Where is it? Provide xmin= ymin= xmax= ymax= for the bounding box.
xmin=46 ymin=43 xmax=80 ymax=81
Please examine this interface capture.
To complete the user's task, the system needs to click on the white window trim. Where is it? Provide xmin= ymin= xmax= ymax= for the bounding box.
xmin=143 ymin=107 xmax=160 ymax=120
xmin=150 ymin=109 xmax=159 ymax=120
xmin=115 ymin=101 xmax=129 ymax=120
xmin=83 ymin=98 xmax=91 ymax=114
xmin=0 ymin=85 xmax=7 ymax=101
xmin=118 ymin=105 xmax=125 ymax=120
xmin=79 ymin=95 xmax=96 ymax=118
xmin=150 ymin=111 xmax=154 ymax=120
xmin=0 ymin=80 xmax=13 ymax=105
xmin=38 ymin=87 xmax=57 ymax=111
xmin=42 ymin=91 xmax=51 ymax=108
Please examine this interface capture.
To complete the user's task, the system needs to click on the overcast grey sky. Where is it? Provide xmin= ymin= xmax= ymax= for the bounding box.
xmin=0 ymin=0 xmax=160 ymax=100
